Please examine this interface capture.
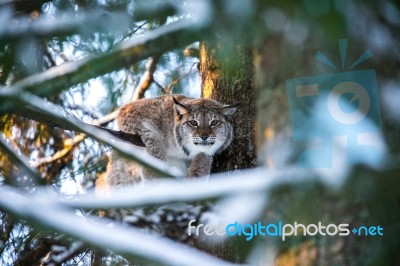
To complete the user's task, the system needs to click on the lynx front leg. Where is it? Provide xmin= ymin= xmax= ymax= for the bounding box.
xmin=139 ymin=121 xmax=166 ymax=179
xmin=188 ymin=153 xmax=213 ymax=178
xmin=141 ymin=147 xmax=166 ymax=180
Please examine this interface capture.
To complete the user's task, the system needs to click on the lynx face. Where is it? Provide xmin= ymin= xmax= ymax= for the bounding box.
xmin=173 ymin=97 xmax=237 ymax=158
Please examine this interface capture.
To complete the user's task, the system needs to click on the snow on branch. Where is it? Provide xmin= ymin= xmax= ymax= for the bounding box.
xmin=0 ymin=135 xmax=43 ymax=184
xmin=0 ymin=91 xmax=181 ymax=178
xmin=0 ymin=1 xmax=179 ymax=42
xmin=0 ymin=167 xmax=314 ymax=265
xmin=0 ymin=186 xmax=235 ymax=266
xmin=47 ymin=168 xmax=313 ymax=210
xmin=12 ymin=107 xmax=145 ymax=147
xmin=5 ymin=18 xmax=208 ymax=98
xmin=0 ymin=12 xmax=129 ymax=42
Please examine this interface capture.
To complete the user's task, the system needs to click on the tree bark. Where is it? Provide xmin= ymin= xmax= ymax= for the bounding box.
xmin=199 ymin=38 xmax=257 ymax=263
xmin=200 ymin=39 xmax=257 ymax=173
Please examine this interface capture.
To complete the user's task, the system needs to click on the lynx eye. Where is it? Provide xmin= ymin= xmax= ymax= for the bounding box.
xmin=188 ymin=120 xmax=198 ymax=127
xmin=210 ymin=120 xmax=220 ymax=127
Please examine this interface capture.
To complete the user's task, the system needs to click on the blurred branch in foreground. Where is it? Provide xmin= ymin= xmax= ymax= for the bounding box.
xmin=61 ymin=168 xmax=295 ymax=209
xmin=0 ymin=12 xmax=130 ymax=43
xmin=0 ymin=91 xmax=180 ymax=178
xmin=1 ymin=0 xmax=178 ymax=41
xmin=0 ymin=186 xmax=234 ymax=266
xmin=0 ymin=135 xmax=43 ymax=185
xmin=0 ymin=18 xmax=208 ymax=99
xmin=13 ymin=107 xmax=145 ymax=146
xmin=1 ymin=162 xmax=399 ymax=264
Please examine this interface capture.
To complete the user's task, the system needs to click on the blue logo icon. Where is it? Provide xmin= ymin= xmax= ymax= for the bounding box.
xmin=286 ymin=39 xmax=383 ymax=168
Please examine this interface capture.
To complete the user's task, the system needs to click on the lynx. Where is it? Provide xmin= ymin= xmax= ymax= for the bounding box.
xmin=107 ymin=95 xmax=237 ymax=186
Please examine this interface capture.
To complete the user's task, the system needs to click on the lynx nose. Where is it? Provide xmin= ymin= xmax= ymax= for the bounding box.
xmin=200 ymin=135 xmax=208 ymax=141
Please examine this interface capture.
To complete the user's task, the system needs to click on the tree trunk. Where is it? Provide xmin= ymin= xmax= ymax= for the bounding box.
xmin=199 ymin=39 xmax=257 ymax=173
xmin=198 ymin=38 xmax=257 ymax=263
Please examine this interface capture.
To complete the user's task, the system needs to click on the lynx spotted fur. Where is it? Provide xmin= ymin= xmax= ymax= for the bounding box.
xmin=107 ymin=95 xmax=237 ymax=186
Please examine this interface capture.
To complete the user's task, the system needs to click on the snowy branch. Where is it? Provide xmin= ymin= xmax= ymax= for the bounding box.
xmin=0 ymin=12 xmax=130 ymax=42
xmin=0 ymin=135 xmax=43 ymax=184
xmin=14 ymin=106 xmax=145 ymax=146
xmin=1 ymin=1 xmax=178 ymax=42
xmin=50 ymin=168 xmax=312 ymax=210
xmin=3 ymin=19 xmax=207 ymax=98
xmin=0 ymin=186 xmax=235 ymax=266
xmin=0 ymin=91 xmax=181 ymax=178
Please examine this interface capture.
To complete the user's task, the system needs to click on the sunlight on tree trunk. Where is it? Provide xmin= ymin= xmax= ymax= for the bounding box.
xmin=199 ymin=38 xmax=257 ymax=263
xmin=200 ymin=39 xmax=257 ymax=173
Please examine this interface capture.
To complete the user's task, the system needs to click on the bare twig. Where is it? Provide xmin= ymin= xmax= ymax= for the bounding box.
xmin=165 ymin=63 xmax=198 ymax=94
xmin=132 ymin=56 xmax=160 ymax=101
xmin=31 ymin=134 xmax=85 ymax=168
xmin=152 ymin=79 xmax=166 ymax=93
xmin=93 ymin=110 xmax=119 ymax=126
xmin=121 ymin=21 xmax=148 ymax=41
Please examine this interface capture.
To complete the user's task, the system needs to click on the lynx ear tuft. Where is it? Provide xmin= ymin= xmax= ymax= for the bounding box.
xmin=221 ymin=103 xmax=240 ymax=116
xmin=173 ymin=97 xmax=190 ymax=116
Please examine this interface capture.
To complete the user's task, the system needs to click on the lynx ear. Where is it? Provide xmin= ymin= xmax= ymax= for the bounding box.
xmin=173 ymin=97 xmax=190 ymax=115
xmin=220 ymin=103 xmax=240 ymax=116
